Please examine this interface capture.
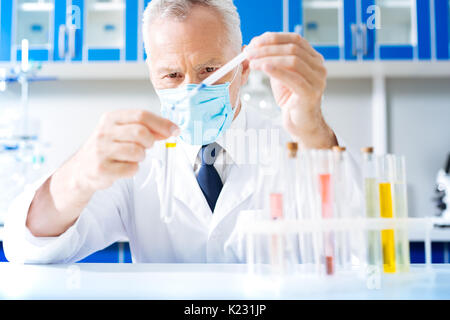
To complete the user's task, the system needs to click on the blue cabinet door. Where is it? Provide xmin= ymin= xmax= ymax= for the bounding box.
xmin=366 ymin=0 xmax=431 ymax=60
xmin=435 ymin=0 xmax=449 ymax=60
xmin=293 ymin=0 xmax=344 ymax=60
xmin=142 ymin=0 xmax=151 ymax=61
xmin=125 ymin=0 xmax=138 ymax=61
xmin=15 ymin=0 xmax=57 ymax=62
xmin=417 ymin=0 xmax=431 ymax=60
xmin=0 ymin=0 xmax=13 ymax=62
xmin=71 ymin=0 xmax=84 ymax=61
xmin=86 ymin=0 xmax=138 ymax=61
xmin=344 ymin=0 xmax=358 ymax=60
xmin=234 ymin=0 xmax=284 ymax=45
xmin=53 ymin=0 xmax=83 ymax=62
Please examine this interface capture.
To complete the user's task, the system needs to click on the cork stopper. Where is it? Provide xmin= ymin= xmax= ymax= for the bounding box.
xmin=361 ymin=147 xmax=374 ymax=154
xmin=332 ymin=146 xmax=346 ymax=152
xmin=286 ymin=142 xmax=298 ymax=158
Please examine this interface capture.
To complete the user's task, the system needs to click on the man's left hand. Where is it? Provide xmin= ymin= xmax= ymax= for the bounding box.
xmin=246 ymin=32 xmax=338 ymax=149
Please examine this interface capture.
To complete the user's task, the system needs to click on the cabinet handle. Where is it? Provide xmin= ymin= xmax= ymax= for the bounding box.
xmin=68 ymin=25 xmax=76 ymax=59
xmin=361 ymin=24 xmax=368 ymax=56
xmin=58 ymin=25 xmax=66 ymax=59
xmin=351 ymin=24 xmax=358 ymax=57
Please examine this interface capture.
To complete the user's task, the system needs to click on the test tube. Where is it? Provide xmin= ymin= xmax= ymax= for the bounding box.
xmin=315 ymin=150 xmax=335 ymax=275
xmin=391 ymin=155 xmax=410 ymax=273
xmin=160 ymin=136 xmax=176 ymax=223
xmin=298 ymin=150 xmax=320 ymax=274
xmin=361 ymin=147 xmax=383 ymax=274
xmin=268 ymin=142 xmax=300 ymax=273
xmin=377 ymin=155 xmax=396 ymax=273
xmin=332 ymin=146 xmax=352 ymax=271
xmin=269 ymin=192 xmax=284 ymax=270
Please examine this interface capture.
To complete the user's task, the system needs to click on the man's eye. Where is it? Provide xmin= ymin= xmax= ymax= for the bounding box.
xmin=205 ymin=67 xmax=217 ymax=73
xmin=167 ymin=73 xmax=180 ymax=79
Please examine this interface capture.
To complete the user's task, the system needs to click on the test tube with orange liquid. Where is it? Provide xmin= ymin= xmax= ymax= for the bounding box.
xmin=316 ymin=150 xmax=335 ymax=275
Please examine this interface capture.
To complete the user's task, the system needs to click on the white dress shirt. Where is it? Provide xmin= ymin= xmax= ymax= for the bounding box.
xmin=179 ymin=104 xmax=246 ymax=183
xmin=3 ymin=103 xmax=363 ymax=264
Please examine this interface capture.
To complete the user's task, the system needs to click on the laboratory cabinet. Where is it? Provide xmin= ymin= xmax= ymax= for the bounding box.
xmin=0 ymin=0 xmax=139 ymax=62
xmin=0 ymin=1 xmax=448 ymax=63
xmin=435 ymin=0 xmax=450 ymax=59
xmin=288 ymin=0 xmax=433 ymax=60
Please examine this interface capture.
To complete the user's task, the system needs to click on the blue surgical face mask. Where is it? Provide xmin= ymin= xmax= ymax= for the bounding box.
xmin=156 ymin=68 xmax=240 ymax=145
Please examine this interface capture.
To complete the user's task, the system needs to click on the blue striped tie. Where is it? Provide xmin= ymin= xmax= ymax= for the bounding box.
xmin=196 ymin=143 xmax=223 ymax=212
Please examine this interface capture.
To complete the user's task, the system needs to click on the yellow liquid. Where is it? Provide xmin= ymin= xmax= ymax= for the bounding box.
xmin=379 ymin=182 xmax=396 ymax=273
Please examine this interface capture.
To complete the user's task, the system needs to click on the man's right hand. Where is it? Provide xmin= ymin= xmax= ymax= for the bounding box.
xmin=26 ymin=109 xmax=179 ymax=237
xmin=73 ymin=109 xmax=179 ymax=192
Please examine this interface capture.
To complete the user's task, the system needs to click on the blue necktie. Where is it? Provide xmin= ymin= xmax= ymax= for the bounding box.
xmin=196 ymin=143 xmax=223 ymax=212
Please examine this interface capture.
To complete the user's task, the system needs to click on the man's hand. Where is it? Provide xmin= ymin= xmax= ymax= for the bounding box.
xmin=246 ymin=32 xmax=338 ymax=149
xmin=26 ymin=109 xmax=179 ymax=237
xmin=74 ymin=110 xmax=179 ymax=192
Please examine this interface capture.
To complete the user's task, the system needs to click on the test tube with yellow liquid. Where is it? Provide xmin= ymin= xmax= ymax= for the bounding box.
xmin=391 ymin=155 xmax=410 ymax=272
xmin=377 ymin=155 xmax=396 ymax=273
xmin=161 ymin=137 xmax=177 ymax=223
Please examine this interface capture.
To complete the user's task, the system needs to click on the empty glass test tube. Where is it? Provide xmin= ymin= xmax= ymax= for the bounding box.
xmin=391 ymin=155 xmax=410 ymax=272
xmin=361 ymin=147 xmax=383 ymax=274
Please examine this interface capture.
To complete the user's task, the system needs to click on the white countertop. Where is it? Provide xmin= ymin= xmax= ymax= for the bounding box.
xmin=0 ymin=263 xmax=449 ymax=300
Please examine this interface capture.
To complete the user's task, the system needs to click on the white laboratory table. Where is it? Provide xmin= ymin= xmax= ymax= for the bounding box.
xmin=0 ymin=263 xmax=450 ymax=300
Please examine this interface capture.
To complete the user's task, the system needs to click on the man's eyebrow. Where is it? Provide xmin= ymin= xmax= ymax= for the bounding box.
xmin=156 ymin=66 xmax=181 ymax=74
xmin=194 ymin=59 xmax=224 ymax=71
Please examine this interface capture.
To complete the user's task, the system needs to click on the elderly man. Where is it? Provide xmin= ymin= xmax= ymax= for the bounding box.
xmin=4 ymin=0 xmax=358 ymax=263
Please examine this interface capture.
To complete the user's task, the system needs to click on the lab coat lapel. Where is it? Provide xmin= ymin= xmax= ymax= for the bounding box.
xmin=171 ymin=145 xmax=213 ymax=226
xmin=210 ymin=162 xmax=257 ymax=230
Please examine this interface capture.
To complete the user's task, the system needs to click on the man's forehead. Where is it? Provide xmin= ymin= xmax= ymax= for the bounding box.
xmin=149 ymin=50 xmax=228 ymax=72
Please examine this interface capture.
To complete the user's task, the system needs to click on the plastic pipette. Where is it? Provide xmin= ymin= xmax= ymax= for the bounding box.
xmin=172 ymin=50 xmax=248 ymax=108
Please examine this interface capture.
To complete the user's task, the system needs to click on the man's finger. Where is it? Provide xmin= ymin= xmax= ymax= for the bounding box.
xmin=104 ymin=110 xmax=179 ymax=140
xmin=249 ymin=56 xmax=321 ymax=88
xmin=256 ymin=62 xmax=312 ymax=96
xmin=111 ymin=124 xmax=155 ymax=149
xmin=108 ymin=142 xmax=146 ymax=163
xmin=246 ymin=43 xmax=324 ymax=72
xmin=249 ymin=32 xmax=319 ymax=58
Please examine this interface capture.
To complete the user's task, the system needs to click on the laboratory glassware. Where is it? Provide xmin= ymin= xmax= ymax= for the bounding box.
xmin=377 ymin=155 xmax=396 ymax=273
xmin=391 ymin=155 xmax=410 ymax=272
xmin=361 ymin=147 xmax=383 ymax=275
xmin=268 ymin=142 xmax=300 ymax=273
xmin=313 ymin=149 xmax=335 ymax=275
xmin=332 ymin=146 xmax=352 ymax=271
xmin=160 ymin=136 xmax=177 ymax=223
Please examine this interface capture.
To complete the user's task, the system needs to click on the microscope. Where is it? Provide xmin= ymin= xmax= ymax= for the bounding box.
xmin=434 ymin=153 xmax=450 ymax=220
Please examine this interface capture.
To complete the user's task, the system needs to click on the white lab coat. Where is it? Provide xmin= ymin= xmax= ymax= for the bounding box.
xmin=3 ymin=104 xmax=363 ymax=264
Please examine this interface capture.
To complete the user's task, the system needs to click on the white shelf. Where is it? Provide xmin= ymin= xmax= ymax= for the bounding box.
xmin=325 ymin=61 xmax=450 ymax=78
xmin=2 ymin=61 xmax=450 ymax=81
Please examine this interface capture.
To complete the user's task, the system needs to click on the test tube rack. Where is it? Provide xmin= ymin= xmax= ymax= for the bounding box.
xmin=236 ymin=212 xmax=448 ymax=286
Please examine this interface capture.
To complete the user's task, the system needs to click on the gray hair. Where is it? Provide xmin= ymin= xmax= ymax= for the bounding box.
xmin=142 ymin=0 xmax=242 ymax=55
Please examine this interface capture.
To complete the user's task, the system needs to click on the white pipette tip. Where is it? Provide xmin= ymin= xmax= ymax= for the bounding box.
xmin=202 ymin=49 xmax=249 ymax=86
